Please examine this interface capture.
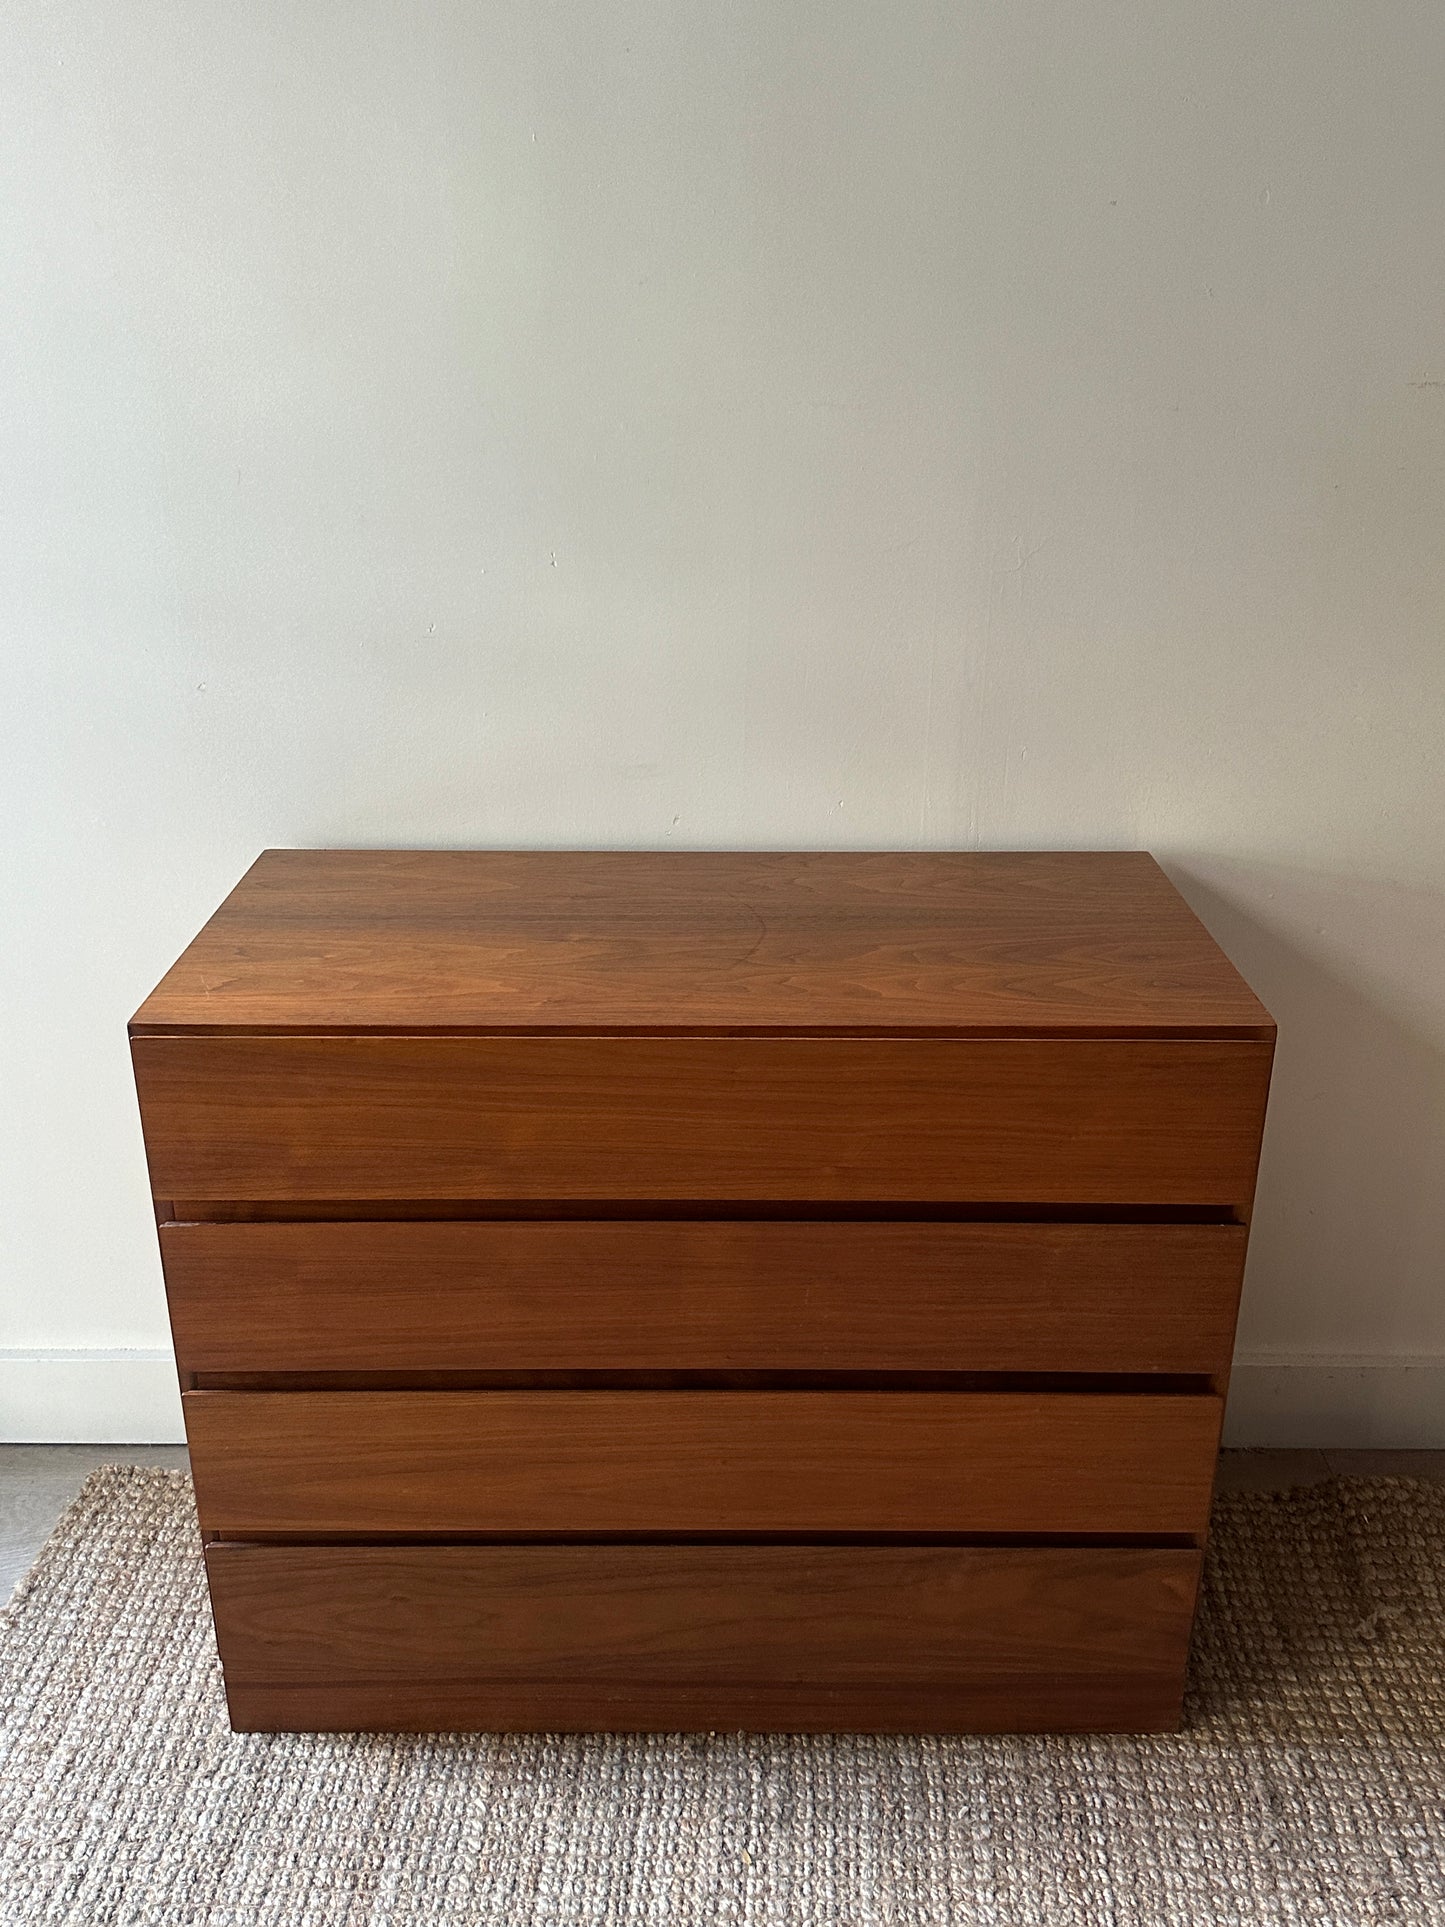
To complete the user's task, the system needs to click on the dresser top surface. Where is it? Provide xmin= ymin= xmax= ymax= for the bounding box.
xmin=130 ymin=848 xmax=1273 ymax=1038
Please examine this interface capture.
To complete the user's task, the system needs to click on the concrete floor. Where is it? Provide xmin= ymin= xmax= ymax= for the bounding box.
xmin=0 ymin=1445 xmax=191 ymax=1600
xmin=4 ymin=1445 xmax=1445 ymax=1605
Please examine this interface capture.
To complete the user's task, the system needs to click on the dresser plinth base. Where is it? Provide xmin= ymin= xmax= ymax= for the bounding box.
xmin=222 ymin=1676 xmax=1189 ymax=1736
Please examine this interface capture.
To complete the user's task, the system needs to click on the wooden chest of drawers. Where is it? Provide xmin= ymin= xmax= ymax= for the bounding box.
xmin=131 ymin=849 xmax=1274 ymax=1734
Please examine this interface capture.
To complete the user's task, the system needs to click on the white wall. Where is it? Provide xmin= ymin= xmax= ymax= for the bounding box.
xmin=2 ymin=1 xmax=1442 ymax=1443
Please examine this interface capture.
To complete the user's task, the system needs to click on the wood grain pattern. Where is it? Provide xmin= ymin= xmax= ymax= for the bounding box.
xmin=160 ymin=1219 xmax=1247 ymax=1375
xmin=183 ymin=1389 xmax=1223 ymax=1537
xmin=204 ymin=1541 xmax=1201 ymax=1684
xmin=133 ymin=1034 xmax=1273 ymax=1204
xmin=129 ymin=847 xmax=1274 ymax=1733
xmin=222 ymin=1674 xmax=1189 ymax=1735
xmin=129 ymin=849 xmax=1274 ymax=1038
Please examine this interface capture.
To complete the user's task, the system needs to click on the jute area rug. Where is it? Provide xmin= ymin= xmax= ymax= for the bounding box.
xmin=2 ymin=1471 xmax=1443 ymax=1926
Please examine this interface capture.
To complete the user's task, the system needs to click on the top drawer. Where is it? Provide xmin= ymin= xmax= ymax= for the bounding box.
xmin=132 ymin=1034 xmax=1272 ymax=1206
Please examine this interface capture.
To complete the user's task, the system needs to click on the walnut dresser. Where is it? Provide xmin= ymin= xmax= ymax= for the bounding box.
xmin=130 ymin=849 xmax=1274 ymax=1735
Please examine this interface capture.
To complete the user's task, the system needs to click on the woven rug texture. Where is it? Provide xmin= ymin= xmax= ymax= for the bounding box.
xmin=1 ymin=1468 xmax=1443 ymax=1926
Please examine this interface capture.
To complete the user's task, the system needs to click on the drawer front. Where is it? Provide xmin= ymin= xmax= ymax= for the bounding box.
xmin=162 ymin=1219 xmax=1247 ymax=1375
xmin=133 ymin=1034 xmax=1272 ymax=1205
xmin=183 ymin=1389 xmax=1222 ymax=1537
xmin=204 ymin=1541 xmax=1202 ymax=1687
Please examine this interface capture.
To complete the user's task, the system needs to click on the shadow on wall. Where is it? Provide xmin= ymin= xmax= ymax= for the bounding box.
xmin=1167 ymin=859 xmax=1445 ymax=1366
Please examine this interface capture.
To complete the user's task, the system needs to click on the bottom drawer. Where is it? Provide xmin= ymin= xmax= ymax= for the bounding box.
xmin=205 ymin=1542 xmax=1202 ymax=1734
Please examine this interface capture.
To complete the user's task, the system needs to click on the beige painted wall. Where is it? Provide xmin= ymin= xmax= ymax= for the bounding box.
xmin=2 ymin=2 xmax=1442 ymax=1439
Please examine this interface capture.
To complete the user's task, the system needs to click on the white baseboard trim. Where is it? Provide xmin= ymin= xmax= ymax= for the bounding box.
xmin=2 ymin=1348 xmax=1444 ymax=1450
xmin=0 ymin=1350 xmax=185 ymax=1444
xmin=1224 ymin=1356 xmax=1445 ymax=1448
